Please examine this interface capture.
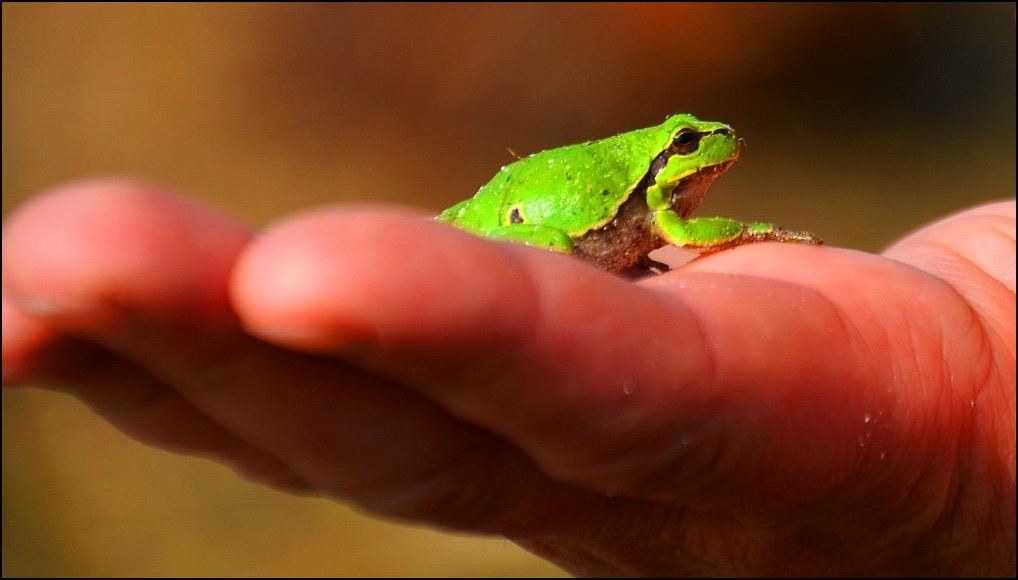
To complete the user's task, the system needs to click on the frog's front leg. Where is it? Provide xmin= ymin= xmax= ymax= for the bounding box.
xmin=652 ymin=209 xmax=822 ymax=254
xmin=483 ymin=224 xmax=575 ymax=252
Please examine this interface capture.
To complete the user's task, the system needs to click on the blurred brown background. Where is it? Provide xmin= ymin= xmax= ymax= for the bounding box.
xmin=3 ymin=3 xmax=1015 ymax=576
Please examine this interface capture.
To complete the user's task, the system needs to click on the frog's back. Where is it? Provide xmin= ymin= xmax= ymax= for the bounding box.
xmin=441 ymin=122 xmax=674 ymax=237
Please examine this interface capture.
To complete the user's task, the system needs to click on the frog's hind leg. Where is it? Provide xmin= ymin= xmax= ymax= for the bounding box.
xmin=484 ymin=224 xmax=575 ymax=252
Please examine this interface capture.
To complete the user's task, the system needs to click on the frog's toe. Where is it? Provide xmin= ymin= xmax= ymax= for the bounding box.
xmin=768 ymin=227 xmax=823 ymax=245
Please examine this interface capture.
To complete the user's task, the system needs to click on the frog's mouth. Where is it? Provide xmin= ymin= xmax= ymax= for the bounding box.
xmin=669 ymin=159 xmax=737 ymax=218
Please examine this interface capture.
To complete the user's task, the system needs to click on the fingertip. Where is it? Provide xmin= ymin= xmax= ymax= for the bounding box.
xmin=230 ymin=207 xmax=376 ymax=351
xmin=231 ymin=205 xmax=535 ymax=355
xmin=1 ymin=288 xmax=56 ymax=383
xmin=3 ymin=178 xmax=252 ymax=334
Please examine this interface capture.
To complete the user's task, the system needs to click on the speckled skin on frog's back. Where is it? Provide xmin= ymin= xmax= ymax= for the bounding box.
xmin=439 ymin=115 xmax=823 ymax=273
xmin=438 ymin=115 xmax=713 ymax=237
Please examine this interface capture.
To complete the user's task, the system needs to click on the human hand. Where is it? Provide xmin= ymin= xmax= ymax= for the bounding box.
xmin=3 ymin=180 xmax=1014 ymax=576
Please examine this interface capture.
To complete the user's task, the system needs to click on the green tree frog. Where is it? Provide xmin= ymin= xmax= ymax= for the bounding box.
xmin=437 ymin=114 xmax=821 ymax=273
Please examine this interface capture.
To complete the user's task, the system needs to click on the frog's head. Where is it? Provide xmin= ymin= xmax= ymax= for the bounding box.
xmin=645 ymin=115 xmax=741 ymax=217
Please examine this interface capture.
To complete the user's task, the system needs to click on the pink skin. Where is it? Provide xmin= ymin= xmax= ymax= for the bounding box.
xmin=3 ymin=179 xmax=1014 ymax=576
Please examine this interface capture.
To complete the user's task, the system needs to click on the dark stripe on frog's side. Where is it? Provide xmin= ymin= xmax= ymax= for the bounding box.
xmin=572 ymin=156 xmax=736 ymax=273
xmin=572 ymin=193 xmax=659 ymax=272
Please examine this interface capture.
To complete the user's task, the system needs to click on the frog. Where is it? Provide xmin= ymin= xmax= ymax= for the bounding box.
xmin=437 ymin=114 xmax=821 ymax=273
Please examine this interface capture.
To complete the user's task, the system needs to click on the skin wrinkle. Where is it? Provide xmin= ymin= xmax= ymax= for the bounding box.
xmin=914 ymin=331 xmax=1010 ymax=575
xmin=852 ymin=301 xmax=952 ymax=539
xmin=920 ymin=443 xmax=972 ymax=571
xmin=73 ymin=315 xmax=327 ymax=489
xmin=346 ymin=252 xmax=585 ymax=517
xmin=14 ymin=332 xmax=124 ymax=394
xmin=975 ymin=225 xmax=1018 ymax=291
xmin=46 ymin=342 xmax=316 ymax=491
xmin=86 ymin=308 xmax=454 ymax=502
xmin=555 ymin=401 xmax=730 ymax=502
xmin=583 ymin=282 xmax=733 ymax=499
xmin=513 ymin=266 xmax=765 ymax=500
xmin=447 ymin=242 xmax=546 ymax=400
xmin=898 ymin=435 xmax=968 ymax=575
xmin=460 ymin=270 xmax=708 ymax=496
xmin=563 ymin=502 xmax=698 ymax=577
xmin=886 ymin=439 xmax=959 ymax=562
xmin=597 ymin=290 xmax=720 ymax=490
xmin=349 ymin=433 xmax=520 ymax=529
xmin=822 ymin=266 xmax=935 ymax=501
xmin=643 ymin=274 xmax=720 ymax=399
xmin=934 ymin=241 xmax=1015 ymax=349
xmin=282 ymin=390 xmax=467 ymax=506
xmin=661 ymin=408 xmax=735 ymax=509
xmin=551 ymin=272 xmax=858 ymax=514
xmin=669 ymin=266 xmax=956 ymax=547
xmin=565 ymin=277 xmax=760 ymax=507
xmin=872 ymin=294 xmax=983 ymax=575
xmin=704 ymin=280 xmax=855 ymax=510
xmin=896 ymin=243 xmax=1010 ymax=423
xmin=433 ymin=247 xmax=629 ymax=481
xmin=16 ymin=319 xmax=191 ymax=432
xmin=520 ymin=536 xmax=623 ymax=577
xmin=921 ymin=214 xmax=1018 ymax=566
xmin=182 ymin=334 xmax=581 ymax=535
xmin=536 ymin=362 xmax=718 ymax=495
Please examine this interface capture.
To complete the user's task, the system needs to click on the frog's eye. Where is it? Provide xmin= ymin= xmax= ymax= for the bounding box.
xmin=672 ymin=129 xmax=701 ymax=154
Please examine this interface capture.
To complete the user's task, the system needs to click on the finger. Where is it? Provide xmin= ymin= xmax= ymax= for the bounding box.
xmin=3 ymin=284 xmax=72 ymax=383
xmin=884 ymin=200 xmax=1015 ymax=288
xmin=883 ymin=200 xmax=1015 ymax=340
xmin=234 ymin=208 xmax=978 ymax=512
xmin=2 ymin=181 xmax=611 ymax=533
xmin=3 ymin=182 xmax=313 ymax=490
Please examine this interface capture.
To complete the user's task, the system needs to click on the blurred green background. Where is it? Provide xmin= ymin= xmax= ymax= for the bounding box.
xmin=3 ymin=3 xmax=1014 ymax=576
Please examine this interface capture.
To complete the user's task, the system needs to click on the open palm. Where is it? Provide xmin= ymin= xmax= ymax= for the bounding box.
xmin=3 ymin=181 xmax=1014 ymax=576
